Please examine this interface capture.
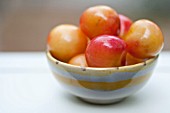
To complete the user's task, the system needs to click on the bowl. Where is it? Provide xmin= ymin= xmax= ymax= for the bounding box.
xmin=46 ymin=51 xmax=158 ymax=104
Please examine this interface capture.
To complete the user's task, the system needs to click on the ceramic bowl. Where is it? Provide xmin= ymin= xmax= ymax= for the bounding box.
xmin=46 ymin=51 xmax=158 ymax=104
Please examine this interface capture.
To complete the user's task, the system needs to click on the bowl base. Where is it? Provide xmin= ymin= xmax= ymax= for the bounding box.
xmin=78 ymin=97 xmax=127 ymax=104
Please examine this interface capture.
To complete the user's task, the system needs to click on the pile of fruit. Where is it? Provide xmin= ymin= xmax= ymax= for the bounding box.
xmin=47 ymin=5 xmax=164 ymax=68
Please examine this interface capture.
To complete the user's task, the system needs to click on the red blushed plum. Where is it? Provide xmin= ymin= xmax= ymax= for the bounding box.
xmin=80 ymin=5 xmax=120 ymax=39
xmin=85 ymin=35 xmax=126 ymax=67
xmin=119 ymin=14 xmax=132 ymax=38
xmin=125 ymin=19 xmax=164 ymax=59
xmin=47 ymin=24 xmax=88 ymax=62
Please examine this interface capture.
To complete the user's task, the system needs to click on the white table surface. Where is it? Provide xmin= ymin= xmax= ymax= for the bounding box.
xmin=0 ymin=52 xmax=170 ymax=113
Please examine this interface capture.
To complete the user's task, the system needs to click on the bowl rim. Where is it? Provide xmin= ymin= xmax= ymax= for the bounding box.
xmin=46 ymin=51 xmax=158 ymax=71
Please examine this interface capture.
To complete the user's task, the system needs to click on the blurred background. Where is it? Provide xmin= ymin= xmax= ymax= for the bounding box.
xmin=0 ymin=0 xmax=170 ymax=51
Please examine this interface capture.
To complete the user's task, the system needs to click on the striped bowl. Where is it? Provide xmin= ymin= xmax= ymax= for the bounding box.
xmin=47 ymin=51 xmax=158 ymax=104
